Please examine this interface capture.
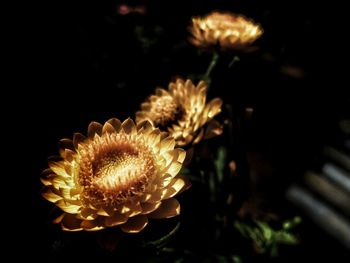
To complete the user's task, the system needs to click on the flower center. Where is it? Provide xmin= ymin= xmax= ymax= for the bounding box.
xmin=150 ymin=95 xmax=184 ymax=129
xmin=78 ymin=133 xmax=155 ymax=207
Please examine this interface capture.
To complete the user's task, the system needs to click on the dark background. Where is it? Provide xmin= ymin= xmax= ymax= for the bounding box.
xmin=8 ymin=0 xmax=349 ymax=261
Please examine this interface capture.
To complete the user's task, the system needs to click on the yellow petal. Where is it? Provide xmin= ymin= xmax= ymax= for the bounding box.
xmin=97 ymin=208 xmax=109 ymax=216
xmin=59 ymin=138 xmax=74 ymax=149
xmin=70 ymin=188 xmax=80 ymax=197
xmin=81 ymin=219 xmax=105 ymax=231
xmin=58 ymin=139 xmax=74 ymax=157
xmin=88 ymin=121 xmax=103 ymax=138
xmin=193 ymin=128 xmax=204 ymax=145
xmin=140 ymin=102 xmax=151 ymax=111
xmin=172 ymin=148 xmax=186 ymax=163
xmin=120 ymin=215 xmax=148 ymax=233
xmin=159 ymin=130 xmax=168 ymax=139
xmin=156 ymin=173 xmax=174 ymax=188
xmin=63 ymin=149 xmax=75 ymax=163
xmin=197 ymin=86 xmax=207 ymax=107
xmin=59 ymin=187 xmax=73 ymax=199
xmin=183 ymin=135 xmax=194 ymax=146
xmin=136 ymin=120 xmax=153 ymax=134
xmin=105 ymin=213 xmax=128 ymax=227
xmin=168 ymin=82 xmax=177 ymax=94
xmin=78 ymin=208 xmax=98 ymax=220
xmin=53 ymin=213 xmax=65 ymax=224
xmin=40 ymin=177 xmax=52 ymax=186
xmin=73 ymin=133 xmax=86 ymax=149
xmin=207 ymin=98 xmax=223 ymax=118
xmin=197 ymin=80 xmax=207 ymax=90
xmin=61 ymin=213 xmax=83 ymax=231
xmin=166 ymin=161 xmax=182 ymax=177
xmin=149 ymin=95 xmax=159 ymax=103
xmin=148 ymin=198 xmax=180 ymax=219
xmin=160 ymin=137 xmax=176 ymax=155
xmin=56 ymin=199 xmax=81 ymax=214
xmin=176 ymin=78 xmax=185 ymax=85
xmin=40 ymin=169 xmax=54 ymax=186
xmin=145 ymin=190 xmax=163 ymax=203
xmin=118 ymin=202 xmax=142 ymax=216
xmin=48 ymin=163 xmax=68 ymax=178
xmin=42 ymin=168 xmax=53 ymax=177
xmin=97 ymin=207 xmax=113 ymax=217
xmin=182 ymin=127 xmax=192 ymax=139
xmin=51 ymin=176 xmax=69 ymax=189
xmin=161 ymin=176 xmax=187 ymax=199
xmin=102 ymin=122 xmax=116 ymax=134
xmin=41 ymin=186 xmax=62 ymax=202
xmin=161 ymin=151 xmax=174 ymax=166
xmin=185 ymin=79 xmax=194 ymax=93
xmin=63 ymin=163 xmax=72 ymax=177
xmin=107 ymin=118 xmax=122 ymax=132
xmin=141 ymin=201 xmax=161 ymax=214
xmin=155 ymin=88 xmax=169 ymax=96
xmin=139 ymin=193 xmax=152 ymax=203
xmin=121 ymin=118 xmax=137 ymax=135
xmin=85 ymin=226 xmax=105 ymax=231
xmin=204 ymin=119 xmax=223 ymax=139
xmin=147 ymin=129 xmax=161 ymax=147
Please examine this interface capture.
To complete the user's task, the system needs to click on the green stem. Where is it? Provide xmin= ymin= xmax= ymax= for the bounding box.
xmin=228 ymin=55 xmax=240 ymax=68
xmin=145 ymin=222 xmax=181 ymax=249
xmin=204 ymin=51 xmax=219 ymax=88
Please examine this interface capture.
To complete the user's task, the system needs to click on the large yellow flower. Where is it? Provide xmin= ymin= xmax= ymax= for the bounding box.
xmin=189 ymin=11 xmax=263 ymax=51
xmin=136 ymin=79 xmax=223 ymax=146
xmin=41 ymin=118 xmax=190 ymax=232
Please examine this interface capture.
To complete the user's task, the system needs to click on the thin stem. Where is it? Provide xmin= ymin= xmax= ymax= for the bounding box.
xmin=203 ymin=51 xmax=219 ymax=88
xmin=228 ymin=55 xmax=240 ymax=68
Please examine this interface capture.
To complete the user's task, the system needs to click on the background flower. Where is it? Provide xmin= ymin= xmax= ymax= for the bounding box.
xmin=136 ymin=79 xmax=223 ymax=146
xmin=189 ymin=11 xmax=263 ymax=51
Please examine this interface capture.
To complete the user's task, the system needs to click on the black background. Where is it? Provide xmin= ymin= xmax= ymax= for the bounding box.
xmin=7 ymin=0 xmax=350 ymax=261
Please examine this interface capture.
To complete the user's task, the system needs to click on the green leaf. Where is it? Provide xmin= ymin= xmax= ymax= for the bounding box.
xmin=256 ymin=221 xmax=273 ymax=241
xmin=231 ymin=255 xmax=243 ymax=263
xmin=234 ymin=219 xmax=300 ymax=257
xmin=275 ymin=231 xmax=298 ymax=244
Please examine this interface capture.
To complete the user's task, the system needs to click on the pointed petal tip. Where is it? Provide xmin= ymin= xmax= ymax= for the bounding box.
xmin=148 ymin=198 xmax=180 ymax=219
xmin=61 ymin=213 xmax=83 ymax=231
xmin=120 ymin=215 xmax=148 ymax=233
xmin=88 ymin=121 xmax=103 ymax=138
xmin=121 ymin=118 xmax=137 ymax=135
xmin=107 ymin=118 xmax=122 ymax=132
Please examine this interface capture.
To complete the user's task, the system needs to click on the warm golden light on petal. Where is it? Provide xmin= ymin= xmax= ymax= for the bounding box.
xmin=120 ymin=215 xmax=148 ymax=233
xmin=136 ymin=79 xmax=223 ymax=146
xmin=148 ymin=198 xmax=180 ymax=219
xmin=189 ymin=11 xmax=263 ymax=51
xmin=41 ymin=118 xmax=190 ymax=232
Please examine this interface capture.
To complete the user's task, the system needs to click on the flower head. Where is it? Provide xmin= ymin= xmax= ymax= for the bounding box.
xmin=189 ymin=11 xmax=263 ymax=51
xmin=41 ymin=118 xmax=190 ymax=232
xmin=136 ymin=79 xmax=223 ymax=146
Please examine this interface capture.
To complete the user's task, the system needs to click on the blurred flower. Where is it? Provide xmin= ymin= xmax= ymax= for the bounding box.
xmin=41 ymin=118 xmax=189 ymax=232
xmin=189 ymin=11 xmax=263 ymax=51
xmin=117 ymin=4 xmax=146 ymax=15
xmin=280 ymin=65 xmax=305 ymax=79
xmin=136 ymin=79 xmax=223 ymax=146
